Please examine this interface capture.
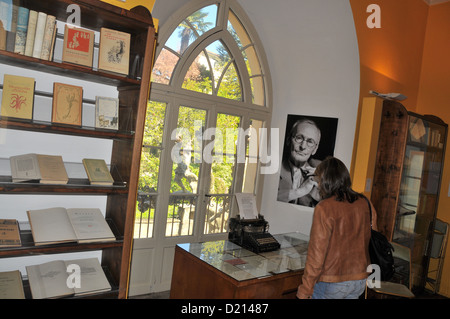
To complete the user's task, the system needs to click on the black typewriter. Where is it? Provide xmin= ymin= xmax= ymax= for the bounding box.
xmin=228 ymin=215 xmax=280 ymax=253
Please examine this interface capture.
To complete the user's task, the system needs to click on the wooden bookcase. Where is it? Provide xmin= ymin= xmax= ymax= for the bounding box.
xmin=0 ymin=0 xmax=156 ymax=299
xmin=370 ymin=99 xmax=447 ymax=293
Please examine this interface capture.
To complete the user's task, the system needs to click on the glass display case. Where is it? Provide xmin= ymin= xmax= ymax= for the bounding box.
xmin=371 ymin=99 xmax=448 ymax=293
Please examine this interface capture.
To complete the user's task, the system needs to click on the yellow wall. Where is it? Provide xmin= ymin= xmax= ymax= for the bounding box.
xmin=349 ymin=0 xmax=429 ymax=182
xmin=351 ymin=97 xmax=383 ymax=197
xmin=350 ymin=1 xmax=450 ymax=296
xmin=100 ymin=0 xmax=155 ymax=12
xmin=416 ymin=3 xmax=450 ymax=297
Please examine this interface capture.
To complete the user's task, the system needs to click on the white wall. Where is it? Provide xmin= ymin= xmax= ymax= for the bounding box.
xmin=153 ymin=0 xmax=361 ymax=236
xmin=236 ymin=0 xmax=360 ymax=235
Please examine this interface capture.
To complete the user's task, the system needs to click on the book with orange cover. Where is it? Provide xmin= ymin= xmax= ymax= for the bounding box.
xmin=52 ymin=82 xmax=83 ymax=126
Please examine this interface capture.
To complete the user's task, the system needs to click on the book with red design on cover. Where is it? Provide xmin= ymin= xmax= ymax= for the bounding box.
xmin=0 ymin=74 xmax=35 ymax=120
xmin=62 ymin=24 xmax=94 ymax=68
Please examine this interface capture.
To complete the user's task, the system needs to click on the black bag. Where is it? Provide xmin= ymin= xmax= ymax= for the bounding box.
xmin=363 ymin=196 xmax=395 ymax=281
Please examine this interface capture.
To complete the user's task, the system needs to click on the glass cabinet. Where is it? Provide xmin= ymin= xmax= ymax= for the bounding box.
xmin=371 ymin=99 xmax=447 ymax=293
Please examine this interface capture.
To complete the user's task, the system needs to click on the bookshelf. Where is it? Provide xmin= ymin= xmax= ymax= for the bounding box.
xmin=370 ymin=99 xmax=448 ymax=294
xmin=0 ymin=0 xmax=156 ymax=299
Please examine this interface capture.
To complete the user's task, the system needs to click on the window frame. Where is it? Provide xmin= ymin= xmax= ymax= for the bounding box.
xmin=136 ymin=0 xmax=272 ymax=242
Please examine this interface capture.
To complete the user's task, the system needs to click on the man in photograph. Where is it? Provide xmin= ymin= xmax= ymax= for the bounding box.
xmin=277 ymin=118 xmax=322 ymax=207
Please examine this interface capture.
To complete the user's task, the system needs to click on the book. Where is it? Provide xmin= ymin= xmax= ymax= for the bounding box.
xmin=52 ymin=82 xmax=83 ymax=126
xmin=4 ymin=0 xmax=16 ymax=51
xmin=95 ymin=96 xmax=119 ymax=130
xmin=13 ymin=6 xmax=28 ymax=54
xmin=0 ymin=20 xmax=6 ymax=50
xmin=10 ymin=153 xmax=69 ymax=184
xmin=62 ymin=24 xmax=94 ymax=67
xmin=0 ymin=74 xmax=35 ymax=120
xmin=31 ymin=11 xmax=46 ymax=58
xmin=0 ymin=219 xmax=21 ymax=247
xmin=0 ymin=270 xmax=25 ymax=299
xmin=0 ymin=0 xmax=13 ymax=32
xmin=40 ymin=14 xmax=55 ymax=60
xmin=82 ymin=158 xmax=114 ymax=186
xmin=26 ymin=258 xmax=111 ymax=299
xmin=27 ymin=207 xmax=115 ymax=245
xmin=98 ymin=27 xmax=130 ymax=76
xmin=23 ymin=9 xmax=37 ymax=56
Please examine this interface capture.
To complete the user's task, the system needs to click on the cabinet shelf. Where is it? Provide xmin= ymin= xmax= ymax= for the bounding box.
xmin=371 ymin=98 xmax=448 ymax=293
xmin=0 ymin=0 xmax=156 ymax=299
xmin=0 ymin=117 xmax=135 ymax=139
xmin=21 ymin=266 xmax=119 ymax=299
xmin=0 ymin=218 xmax=123 ymax=258
xmin=0 ymin=158 xmax=127 ymax=194
xmin=0 ymin=50 xmax=141 ymax=87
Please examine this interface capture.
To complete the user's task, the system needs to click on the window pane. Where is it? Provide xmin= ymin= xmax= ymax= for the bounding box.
xmin=143 ymin=101 xmax=167 ymax=147
xmin=166 ymin=23 xmax=199 ymax=55
xmin=166 ymin=4 xmax=218 ymax=55
xmin=242 ymin=119 xmax=264 ymax=193
xmin=206 ymin=41 xmax=231 ymax=90
xmin=136 ymin=101 xmax=167 ymax=238
xmin=227 ymin=10 xmax=251 ymax=48
xmin=189 ymin=4 xmax=218 ymax=36
xmin=166 ymin=194 xmax=197 ymax=237
xmin=152 ymin=48 xmax=179 ymax=84
xmin=243 ymin=46 xmax=261 ymax=76
xmin=204 ymin=113 xmax=240 ymax=235
xmin=182 ymin=50 xmax=213 ymax=95
xmin=250 ymin=76 xmax=265 ymax=106
xmin=171 ymin=106 xmax=206 ymax=194
xmin=166 ymin=106 xmax=206 ymax=237
xmin=204 ymin=194 xmax=232 ymax=234
xmin=228 ymin=10 xmax=265 ymax=106
xmin=217 ymin=62 xmax=241 ymax=101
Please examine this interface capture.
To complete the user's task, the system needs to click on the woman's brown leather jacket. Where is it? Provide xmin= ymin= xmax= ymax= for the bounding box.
xmin=296 ymin=196 xmax=378 ymax=299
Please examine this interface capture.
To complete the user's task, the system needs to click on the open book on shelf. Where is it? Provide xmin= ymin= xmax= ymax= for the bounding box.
xmin=26 ymin=258 xmax=111 ymax=299
xmin=10 ymin=153 xmax=68 ymax=184
xmin=27 ymin=207 xmax=116 ymax=246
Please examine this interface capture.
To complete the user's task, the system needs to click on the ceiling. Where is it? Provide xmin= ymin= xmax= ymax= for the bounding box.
xmin=423 ymin=0 xmax=450 ymax=5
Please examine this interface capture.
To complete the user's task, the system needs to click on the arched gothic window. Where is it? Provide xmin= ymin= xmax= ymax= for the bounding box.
xmin=135 ymin=0 xmax=272 ymax=241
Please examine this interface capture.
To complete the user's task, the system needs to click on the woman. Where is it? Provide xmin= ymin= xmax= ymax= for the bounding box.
xmin=296 ymin=157 xmax=377 ymax=299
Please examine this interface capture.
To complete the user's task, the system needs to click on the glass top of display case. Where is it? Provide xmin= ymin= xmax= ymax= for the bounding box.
xmin=177 ymin=232 xmax=309 ymax=281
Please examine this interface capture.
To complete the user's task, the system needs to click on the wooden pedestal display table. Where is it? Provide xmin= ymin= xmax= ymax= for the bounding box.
xmin=170 ymin=232 xmax=309 ymax=299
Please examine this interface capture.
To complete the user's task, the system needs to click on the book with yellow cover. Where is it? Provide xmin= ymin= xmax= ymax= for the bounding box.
xmin=0 ymin=74 xmax=35 ymax=120
xmin=98 ymin=27 xmax=130 ymax=76
xmin=0 ymin=219 xmax=21 ymax=247
xmin=82 ymin=158 xmax=114 ymax=186
xmin=62 ymin=24 xmax=94 ymax=68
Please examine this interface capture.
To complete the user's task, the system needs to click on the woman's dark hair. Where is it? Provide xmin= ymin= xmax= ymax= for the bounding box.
xmin=315 ymin=156 xmax=360 ymax=202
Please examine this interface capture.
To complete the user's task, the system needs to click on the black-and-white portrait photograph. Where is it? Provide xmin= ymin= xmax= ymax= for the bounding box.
xmin=277 ymin=114 xmax=338 ymax=207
